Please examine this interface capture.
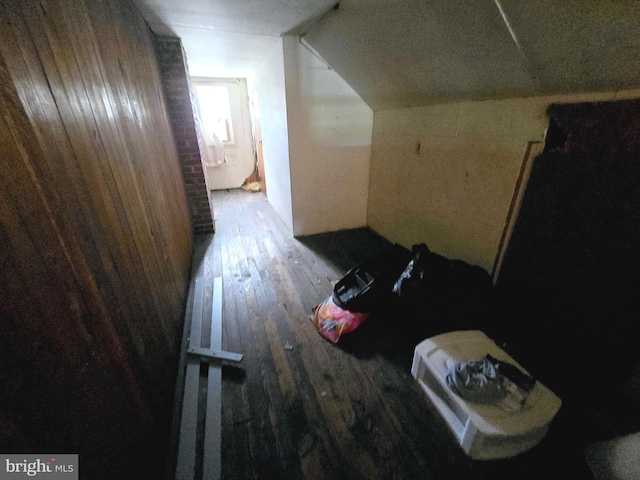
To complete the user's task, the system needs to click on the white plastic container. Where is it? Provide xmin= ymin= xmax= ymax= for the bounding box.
xmin=411 ymin=330 xmax=562 ymax=460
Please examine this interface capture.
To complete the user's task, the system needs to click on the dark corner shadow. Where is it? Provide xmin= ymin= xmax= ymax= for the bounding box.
xmin=222 ymin=364 xmax=246 ymax=383
xmin=296 ymin=227 xmax=395 ymax=274
xmin=188 ymin=233 xmax=215 ymax=276
xmin=325 ymin=300 xmax=489 ymax=369
xmin=319 ymin=307 xmax=429 ymax=367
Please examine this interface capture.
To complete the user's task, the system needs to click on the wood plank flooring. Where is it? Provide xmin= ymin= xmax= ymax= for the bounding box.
xmin=187 ymin=188 xmax=593 ymax=480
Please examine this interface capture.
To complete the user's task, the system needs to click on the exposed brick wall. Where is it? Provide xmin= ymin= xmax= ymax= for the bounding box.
xmin=153 ymin=35 xmax=215 ymax=233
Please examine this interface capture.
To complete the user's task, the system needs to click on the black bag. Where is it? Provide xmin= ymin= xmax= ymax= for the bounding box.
xmin=392 ymin=244 xmax=494 ymax=320
xmin=333 ymin=244 xmax=412 ymax=313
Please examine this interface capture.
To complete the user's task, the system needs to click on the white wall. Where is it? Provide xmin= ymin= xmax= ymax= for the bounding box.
xmin=252 ymin=38 xmax=294 ymax=233
xmin=368 ymin=88 xmax=640 ymax=273
xmin=283 ymin=35 xmax=373 ymax=236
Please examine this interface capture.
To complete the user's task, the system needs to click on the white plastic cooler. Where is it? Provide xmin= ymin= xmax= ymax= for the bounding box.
xmin=411 ymin=330 xmax=562 ymax=460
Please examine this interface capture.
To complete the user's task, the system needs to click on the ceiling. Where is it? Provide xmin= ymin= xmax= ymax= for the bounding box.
xmin=131 ymin=0 xmax=337 ymax=78
xmin=132 ymin=0 xmax=640 ymax=111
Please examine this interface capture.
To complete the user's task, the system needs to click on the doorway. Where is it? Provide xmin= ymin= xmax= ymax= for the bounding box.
xmin=192 ymin=78 xmax=256 ymax=191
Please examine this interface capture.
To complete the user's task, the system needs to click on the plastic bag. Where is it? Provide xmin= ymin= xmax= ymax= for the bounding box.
xmin=392 ymin=243 xmax=445 ymax=306
xmin=312 ymin=296 xmax=369 ymax=343
xmin=446 ymin=354 xmax=536 ymax=411
xmin=333 ymin=244 xmax=412 ymax=313
xmin=392 ymin=243 xmax=494 ymax=320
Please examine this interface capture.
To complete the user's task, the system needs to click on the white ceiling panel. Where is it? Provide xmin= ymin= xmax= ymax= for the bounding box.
xmin=302 ymin=0 xmax=536 ymax=110
xmin=175 ymin=27 xmax=280 ymax=78
xmin=132 ymin=0 xmax=640 ymax=109
xmin=132 ymin=0 xmax=337 ymax=78
xmin=498 ymin=0 xmax=640 ymax=94
xmin=133 ymin=0 xmax=336 ymax=36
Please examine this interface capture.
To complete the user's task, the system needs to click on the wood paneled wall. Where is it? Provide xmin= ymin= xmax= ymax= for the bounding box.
xmin=0 ymin=0 xmax=193 ymax=477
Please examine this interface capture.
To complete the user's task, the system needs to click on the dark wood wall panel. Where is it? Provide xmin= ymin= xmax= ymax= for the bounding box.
xmin=0 ymin=0 xmax=193 ymax=477
xmin=495 ymin=99 xmax=640 ymax=420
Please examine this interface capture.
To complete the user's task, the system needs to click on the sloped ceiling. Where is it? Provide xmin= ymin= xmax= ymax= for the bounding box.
xmin=133 ymin=0 xmax=640 ymax=111
xmin=303 ymin=0 xmax=640 ymax=110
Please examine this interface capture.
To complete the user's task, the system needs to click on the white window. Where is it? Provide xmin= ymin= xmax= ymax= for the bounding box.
xmin=194 ymin=84 xmax=234 ymax=146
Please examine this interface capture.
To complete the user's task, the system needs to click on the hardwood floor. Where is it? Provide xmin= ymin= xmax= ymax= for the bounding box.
xmin=185 ymin=188 xmax=593 ymax=480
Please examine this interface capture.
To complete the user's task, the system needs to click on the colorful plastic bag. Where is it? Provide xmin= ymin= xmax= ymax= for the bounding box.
xmin=312 ymin=296 xmax=369 ymax=343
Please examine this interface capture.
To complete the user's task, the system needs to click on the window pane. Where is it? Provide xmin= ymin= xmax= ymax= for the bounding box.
xmin=195 ymin=85 xmax=234 ymax=144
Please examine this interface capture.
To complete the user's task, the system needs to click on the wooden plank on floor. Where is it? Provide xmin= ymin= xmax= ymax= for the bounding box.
xmin=203 ymin=276 xmax=223 ymax=480
xmin=166 ymin=236 xmax=209 ymax=479
xmin=176 ymin=276 xmax=204 ymax=480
